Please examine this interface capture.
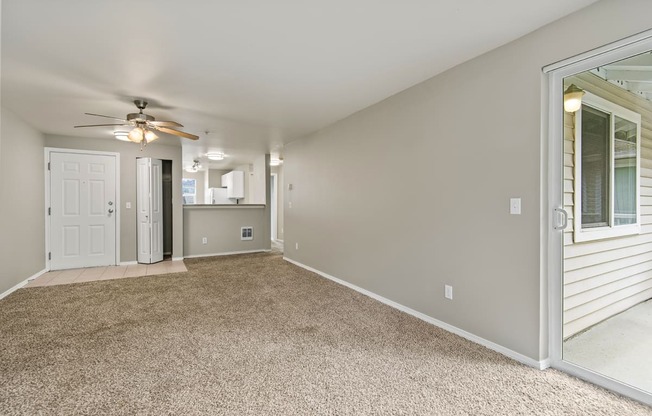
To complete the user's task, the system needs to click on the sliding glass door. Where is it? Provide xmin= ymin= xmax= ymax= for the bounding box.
xmin=548 ymin=35 xmax=652 ymax=406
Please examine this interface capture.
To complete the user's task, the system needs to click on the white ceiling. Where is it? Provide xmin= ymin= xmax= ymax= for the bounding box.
xmin=2 ymin=0 xmax=599 ymax=170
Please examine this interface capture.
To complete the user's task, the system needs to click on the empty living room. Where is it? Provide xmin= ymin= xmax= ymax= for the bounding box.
xmin=2 ymin=0 xmax=652 ymax=414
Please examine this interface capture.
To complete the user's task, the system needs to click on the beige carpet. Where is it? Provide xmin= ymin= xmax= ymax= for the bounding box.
xmin=0 ymin=252 xmax=649 ymax=415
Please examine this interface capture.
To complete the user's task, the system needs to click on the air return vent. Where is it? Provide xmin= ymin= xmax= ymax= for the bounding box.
xmin=241 ymin=226 xmax=253 ymax=241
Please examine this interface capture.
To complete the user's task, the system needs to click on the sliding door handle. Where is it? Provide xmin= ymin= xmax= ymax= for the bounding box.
xmin=554 ymin=208 xmax=568 ymax=230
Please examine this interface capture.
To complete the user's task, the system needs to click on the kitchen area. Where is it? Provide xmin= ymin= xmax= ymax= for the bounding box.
xmin=182 ymin=153 xmax=282 ymax=258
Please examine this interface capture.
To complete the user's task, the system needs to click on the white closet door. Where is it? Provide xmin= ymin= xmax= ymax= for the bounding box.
xmin=149 ymin=159 xmax=164 ymax=263
xmin=50 ymin=152 xmax=117 ymax=270
xmin=136 ymin=158 xmax=163 ymax=264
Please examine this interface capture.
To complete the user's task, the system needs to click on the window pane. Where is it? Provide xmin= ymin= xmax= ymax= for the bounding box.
xmin=581 ymin=105 xmax=610 ymax=228
xmin=182 ymin=178 xmax=196 ymax=196
xmin=614 ymin=116 xmax=637 ymax=226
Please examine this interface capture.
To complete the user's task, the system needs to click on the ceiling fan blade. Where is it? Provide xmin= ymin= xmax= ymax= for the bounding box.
xmin=84 ymin=113 xmax=128 ymax=122
xmin=74 ymin=123 xmax=129 ymax=128
xmin=155 ymin=126 xmax=199 ymax=140
xmin=149 ymin=120 xmax=184 ymax=128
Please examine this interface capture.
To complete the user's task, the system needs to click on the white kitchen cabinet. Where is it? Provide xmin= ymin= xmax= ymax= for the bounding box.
xmin=221 ymin=171 xmax=245 ymax=199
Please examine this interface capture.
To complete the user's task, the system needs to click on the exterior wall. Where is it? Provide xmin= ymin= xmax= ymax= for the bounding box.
xmin=283 ymin=0 xmax=652 ymax=361
xmin=563 ymin=73 xmax=652 ymax=338
xmin=44 ymin=135 xmax=184 ymax=262
xmin=0 ymin=107 xmax=46 ymax=294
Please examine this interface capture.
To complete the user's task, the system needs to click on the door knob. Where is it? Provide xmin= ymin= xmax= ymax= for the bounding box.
xmin=108 ymin=209 xmax=114 ymax=214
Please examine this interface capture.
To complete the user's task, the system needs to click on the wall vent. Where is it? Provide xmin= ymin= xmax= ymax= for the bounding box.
xmin=241 ymin=226 xmax=253 ymax=241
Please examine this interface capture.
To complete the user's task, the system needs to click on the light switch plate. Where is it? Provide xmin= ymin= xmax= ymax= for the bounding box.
xmin=126 ymin=202 xmax=131 ymax=209
xmin=510 ymin=198 xmax=521 ymax=215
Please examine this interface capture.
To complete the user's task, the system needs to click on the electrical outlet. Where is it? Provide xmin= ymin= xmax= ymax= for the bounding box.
xmin=202 ymin=237 xmax=207 ymax=244
xmin=126 ymin=202 xmax=131 ymax=209
xmin=445 ymin=285 xmax=453 ymax=300
xmin=289 ymin=201 xmax=292 ymax=208
xmin=295 ymin=242 xmax=299 ymax=250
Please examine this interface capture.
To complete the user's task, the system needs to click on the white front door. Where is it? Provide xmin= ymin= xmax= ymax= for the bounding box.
xmin=137 ymin=158 xmax=163 ymax=264
xmin=50 ymin=152 xmax=117 ymax=270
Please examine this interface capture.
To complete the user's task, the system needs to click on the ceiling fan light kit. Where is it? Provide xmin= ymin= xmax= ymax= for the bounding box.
xmin=75 ymin=100 xmax=199 ymax=150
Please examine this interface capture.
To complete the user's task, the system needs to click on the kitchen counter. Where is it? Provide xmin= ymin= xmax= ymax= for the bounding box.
xmin=183 ymin=204 xmax=265 ymax=209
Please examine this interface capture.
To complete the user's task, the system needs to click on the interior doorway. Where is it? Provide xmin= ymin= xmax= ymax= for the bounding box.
xmin=136 ymin=158 xmax=173 ymax=264
xmin=547 ymin=33 xmax=652 ymax=406
xmin=162 ymin=160 xmax=173 ymax=258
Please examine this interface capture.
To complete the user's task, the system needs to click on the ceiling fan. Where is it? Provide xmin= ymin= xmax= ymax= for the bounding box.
xmin=74 ymin=100 xmax=199 ymax=149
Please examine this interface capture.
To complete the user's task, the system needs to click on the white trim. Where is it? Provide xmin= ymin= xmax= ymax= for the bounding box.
xmin=270 ymin=173 xmax=278 ymax=241
xmin=545 ymin=33 xmax=652 ymax=406
xmin=171 ymin=257 xmax=185 ymax=262
xmin=0 ymin=269 xmax=47 ymax=301
xmin=183 ymin=249 xmax=269 ymax=259
xmin=543 ymin=29 xmax=652 ymax=73
xmin=119 ymin=261 xmax=138 ymax=266
xmin=44 ymin=147 xmax=121 ymax=268
xmin=284 ymin=257 xmax=548 ymax=370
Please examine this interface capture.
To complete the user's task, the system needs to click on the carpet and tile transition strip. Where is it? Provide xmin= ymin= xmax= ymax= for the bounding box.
xmin=0 ymin=252 xmax=649 ymax=415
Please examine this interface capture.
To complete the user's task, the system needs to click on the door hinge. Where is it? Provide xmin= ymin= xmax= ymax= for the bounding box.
xmin=48 ymin=252 xmax=51 ymax=260
xmin=48 ymin=207 xmax=51 ymax=215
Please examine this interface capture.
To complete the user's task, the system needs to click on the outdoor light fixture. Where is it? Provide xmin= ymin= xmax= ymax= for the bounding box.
xmin=206 ymin=152 xmax=224 ymax=161
xmin=563 ymin=84 xmax=585 ymax=113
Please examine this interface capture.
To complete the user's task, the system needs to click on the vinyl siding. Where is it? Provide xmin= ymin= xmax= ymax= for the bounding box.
xmin=563 ymin=72 xmax=652 ymax=338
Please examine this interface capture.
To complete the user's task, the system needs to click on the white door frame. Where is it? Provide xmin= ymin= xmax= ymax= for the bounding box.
xmin=544 ymin=30 xmax=652 ymax=406
xmin=45 ymin=147 xmax=121 ymax=270
xmin=271 ymin=173 xmax=278 ymax=241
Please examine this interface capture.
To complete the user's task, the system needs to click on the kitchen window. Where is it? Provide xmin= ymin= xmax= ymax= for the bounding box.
xmin=573 ymin=92 xmax=641 ymax=242
xmin=182 ymin=178 xmax=197 ymax=204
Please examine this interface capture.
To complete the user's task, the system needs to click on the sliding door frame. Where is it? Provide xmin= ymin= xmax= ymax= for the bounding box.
xmin=544 ymin=30 xmax=652 ymax=406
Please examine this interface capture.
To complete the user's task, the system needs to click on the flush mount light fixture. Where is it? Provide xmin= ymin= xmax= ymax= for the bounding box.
xmin=206 ymin=152 xmax=224 ymax=161
xmin=270 ymin=158 xmax=283 ymax=166
xmin=114 ymin=131 xmax=130 ymax=141
xmin=185 ymin=159 xmax=202 ymax=173
xmin=563 ymin=84 xmax=585 ymax=113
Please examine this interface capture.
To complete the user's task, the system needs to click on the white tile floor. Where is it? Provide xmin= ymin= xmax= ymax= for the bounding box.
xmin=26 ymin=259 xmax=187 ymax=287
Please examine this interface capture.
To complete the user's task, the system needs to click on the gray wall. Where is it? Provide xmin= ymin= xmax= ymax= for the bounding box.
xmin=283 ymin=0 xmax=652 ymax=361
xmin=183 ymin=206 xmax=268 ymax=256
xmin=0 ymin=107 xmax=46 ymax=293
xmin=207 ymin=169 xmax=230 ymax=188
xmin=44 ymin=135 xmax=184 ymax=262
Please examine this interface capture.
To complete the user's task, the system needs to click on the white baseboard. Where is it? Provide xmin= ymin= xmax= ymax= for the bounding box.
xmin=119 ymin=261 xmax=138 ymax=266
xmin=0 ymin=269 xmax=47 ymax=301
xmin=283 ymin=257 xmax=548 ymax=370
xmin=184 ymin=249 xmax=267 ymax=259
xmin=171 ymin=257 xmax=184 ymax=262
